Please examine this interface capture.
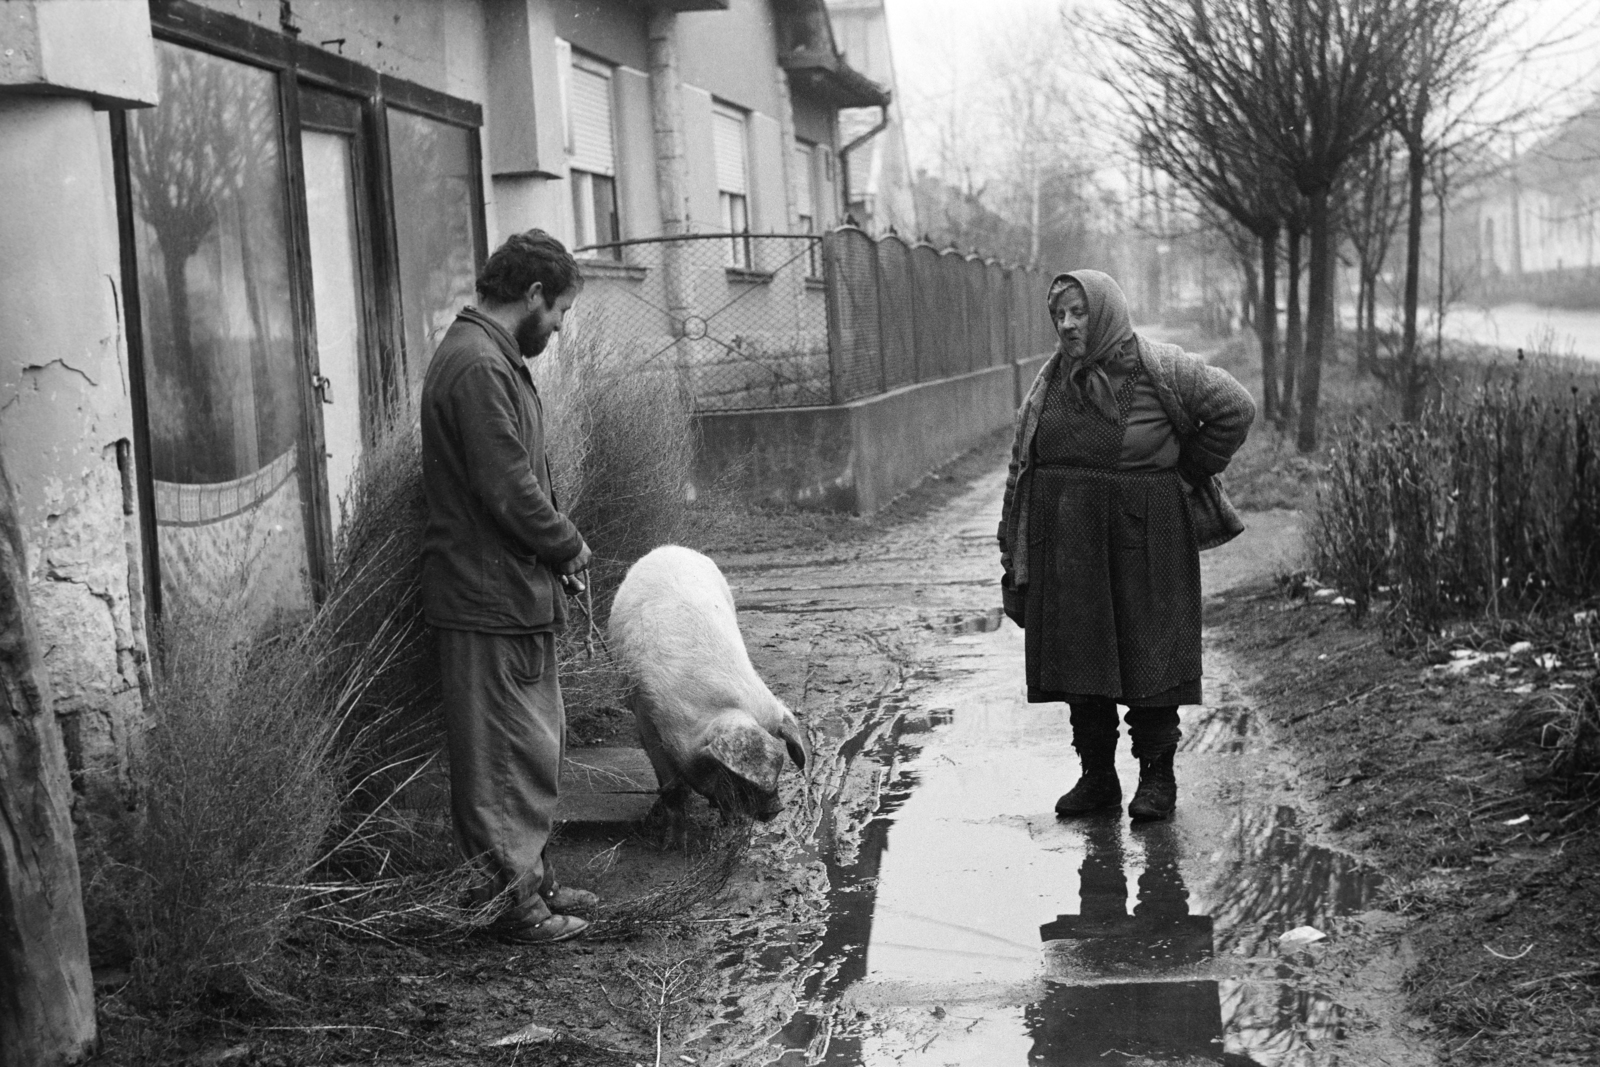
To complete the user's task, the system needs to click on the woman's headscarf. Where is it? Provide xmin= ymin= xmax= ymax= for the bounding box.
xmin=1046 ymin=269 xmax=1134 ymax=422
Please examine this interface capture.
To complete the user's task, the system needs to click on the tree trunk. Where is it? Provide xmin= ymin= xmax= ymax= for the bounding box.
xmin=1241 ymin=255 xmax=1258 ymax=331
xmin=1361 ymin=269 xmax=1379 ymax=373
xmin=1256 ymin=228 xmax=1281 ymax=424
xmin=1282 ymin=227 xmax=1303 ymax=428
xmin=1400 ymin=137 xmax=1427 ymax=420
xmin=1297 ymin=186 xmax=1332 ymax=454
xmin=1323 ymin=227 xmax=1340 ymax=358
xmin=0 ymin=455 xmax=96 ymax=1066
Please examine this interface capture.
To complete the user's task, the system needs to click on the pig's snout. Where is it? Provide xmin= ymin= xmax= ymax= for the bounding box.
xmin=753 ymin=796 xmax=784 ymax=822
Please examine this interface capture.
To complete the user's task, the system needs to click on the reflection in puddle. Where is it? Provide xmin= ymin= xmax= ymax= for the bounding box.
xmin=747 ymin=676 xmax=1386 ymax=1066
xmin=938 ymin=607 xmax=1006 ymax=634
xmin=1034 ymin=819 xmax=1227 ymax=1064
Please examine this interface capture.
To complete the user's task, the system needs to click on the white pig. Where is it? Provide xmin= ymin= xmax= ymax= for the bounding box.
xmin=608 ymin=545 xmax=808 ymax=826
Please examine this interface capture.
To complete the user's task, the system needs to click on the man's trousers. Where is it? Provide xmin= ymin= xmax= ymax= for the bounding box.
xmin=436 ymin=628 xmax=563 ymax=923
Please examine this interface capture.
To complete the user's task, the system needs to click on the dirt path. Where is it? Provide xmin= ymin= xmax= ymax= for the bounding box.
xmin=679 ymin=462 xmax=1435 ymax=1065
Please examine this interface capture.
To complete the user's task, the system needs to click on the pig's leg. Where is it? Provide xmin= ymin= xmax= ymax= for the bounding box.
xmin=644 ymin=781 xmax=692 ymax=850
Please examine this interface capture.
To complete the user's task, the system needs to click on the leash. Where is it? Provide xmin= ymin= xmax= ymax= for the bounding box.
xmin=560 ymin=570 xmax=607 ymax=659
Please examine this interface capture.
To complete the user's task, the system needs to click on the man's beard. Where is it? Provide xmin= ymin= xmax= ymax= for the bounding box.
xmin=515 ymin=313 xmax=552 ymax=357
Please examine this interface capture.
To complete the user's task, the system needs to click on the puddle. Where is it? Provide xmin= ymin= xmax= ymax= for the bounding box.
xmin=726 ymin=630 xmax=1400 ymax=1067
xmin=937 ymin=607 xmax=1006 ymax=634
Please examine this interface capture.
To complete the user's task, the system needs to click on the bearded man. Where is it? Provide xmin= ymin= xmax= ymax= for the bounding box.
xmin=420 ymin=229 xmax=596 ymax=943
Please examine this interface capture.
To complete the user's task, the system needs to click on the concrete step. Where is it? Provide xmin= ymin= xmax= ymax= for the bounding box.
xmin=556 ymin=746 xmax=660 ymax=831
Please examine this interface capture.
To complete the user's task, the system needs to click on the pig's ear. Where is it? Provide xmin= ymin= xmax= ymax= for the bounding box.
xmin=774 ymin=708 xmax=809 ymax=771
xmin=704 ymin=719 xmax=782 ymax=791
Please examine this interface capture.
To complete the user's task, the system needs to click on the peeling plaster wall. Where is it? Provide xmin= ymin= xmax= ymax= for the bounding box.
xmin=0 ymin=97 xmax=150 ymax=811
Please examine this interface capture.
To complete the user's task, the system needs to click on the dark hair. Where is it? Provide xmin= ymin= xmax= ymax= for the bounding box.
xmin=476 ymin=229 xmax=584 ymax=306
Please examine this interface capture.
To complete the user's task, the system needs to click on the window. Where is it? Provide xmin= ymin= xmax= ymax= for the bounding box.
xmin=389 ymin=109 xmax=481 ymax=388
xmin=565 ymin=50 xmax=621 ymax=258
xmin=713 ymin=103 xmax=752 ymax=269
xmin=116 ymin=14 xmax=486 ymax=624
xmin=794 ymin=141 xmax=818 ymax=275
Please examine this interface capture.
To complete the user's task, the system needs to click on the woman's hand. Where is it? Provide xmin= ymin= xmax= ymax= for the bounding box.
xmin=1001 ymin=572 xmax=1026 ymax=628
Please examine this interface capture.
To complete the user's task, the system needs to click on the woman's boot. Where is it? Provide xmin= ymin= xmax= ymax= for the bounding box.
xmin=1127 ymin=706 xmax=1181 ymax=822
xmin=1056 ymin=701 xmax=1121 ymax=816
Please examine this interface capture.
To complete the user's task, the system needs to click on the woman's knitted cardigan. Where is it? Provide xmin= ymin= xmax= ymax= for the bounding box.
xmin=998 ymin=336 xmax=1257 ymax=588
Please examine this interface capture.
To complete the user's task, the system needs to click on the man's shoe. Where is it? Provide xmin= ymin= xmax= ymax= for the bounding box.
xmin=1055 ymin=770 xmax=1122 ymax=817
xmin=496 ymin=913 xmax=590 ymax=944
xmin=542 ymin=885 xmax=600 ymax=913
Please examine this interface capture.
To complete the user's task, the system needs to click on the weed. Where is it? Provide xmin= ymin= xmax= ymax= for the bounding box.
xmin=1308 ymin=363 xmax=1600 ymax=638
xmin=600 ymin=949 xmax=715 ymax=1067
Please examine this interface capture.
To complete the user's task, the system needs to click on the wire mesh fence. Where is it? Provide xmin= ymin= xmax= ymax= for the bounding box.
xmin=570 ymin=227 xmax=1057 ymax=412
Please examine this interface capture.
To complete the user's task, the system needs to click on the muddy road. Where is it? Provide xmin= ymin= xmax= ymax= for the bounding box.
xmin=687 ymin=463 xmax=1434 ymax=1066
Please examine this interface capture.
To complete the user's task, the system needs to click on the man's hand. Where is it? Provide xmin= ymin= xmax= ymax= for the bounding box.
xmin=557 ymin=541 xmax=592 ymax=575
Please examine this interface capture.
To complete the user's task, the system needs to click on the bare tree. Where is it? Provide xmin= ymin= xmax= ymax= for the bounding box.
xmin=1098 ymin=3 xmax=1296 ymax=423
xmin=1239 ymin=0 xmax=1426 ymax=451
xmin=0 ymin=454 xmax=95 ymax=1067
xmin=1344 ymin=130 xmax=1408 ymax=374
xmin=1391 ymin=0 xmax=1523 ymax=418
xmin=1102 ymin=0 xmax=1420 ymax=445
xmin=985 ymin=12 xmax=1091 ymax=268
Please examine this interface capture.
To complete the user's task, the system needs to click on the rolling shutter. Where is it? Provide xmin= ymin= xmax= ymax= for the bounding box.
xmin=569 ymin=63 xmax=615 ymax=176
xmin=713 ymin=105 xmax=747 ymax=195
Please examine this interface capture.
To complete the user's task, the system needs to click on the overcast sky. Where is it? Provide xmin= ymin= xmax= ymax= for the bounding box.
xmin=880 ymin=0 xmax=1600 ymax=183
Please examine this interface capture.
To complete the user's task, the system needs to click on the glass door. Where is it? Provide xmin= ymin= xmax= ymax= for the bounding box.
xmin=125 ymin=42 xmax=314 ymax=623
xmin=299 ymin=88 xmax=377 ymax=545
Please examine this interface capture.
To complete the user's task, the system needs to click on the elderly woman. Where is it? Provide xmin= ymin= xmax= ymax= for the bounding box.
xmin=998 ymin=271 xmax=1255 ymax=822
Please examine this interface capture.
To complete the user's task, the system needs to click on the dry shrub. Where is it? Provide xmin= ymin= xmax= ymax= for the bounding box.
xmin=533 ymin=323 xmax=695 ymax=710
xmin=534 ymin=323 xmax=695 ymax=595
xmin=91 ymin=575 xmax=414 ymax=1007
xmin=1309 ymin=357 xmax=1600 ymax=638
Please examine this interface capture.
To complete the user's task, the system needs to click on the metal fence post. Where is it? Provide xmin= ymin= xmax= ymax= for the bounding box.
xmin=823 ymin=230 xmax=844 ymax=406
xmin=874 ymin=237 xmax=888 ymax=395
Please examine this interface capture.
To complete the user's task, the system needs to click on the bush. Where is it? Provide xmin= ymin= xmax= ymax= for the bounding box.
xmin=1309 ymin=363 xmax=1600 ymax=637
xmin=93 ymin=604 xmax=344 ymax=1006
xmin=534 ymin=322 xmax=695 ymax=597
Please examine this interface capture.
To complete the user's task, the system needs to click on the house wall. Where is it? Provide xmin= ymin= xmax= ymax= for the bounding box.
xmin=792 ymin=93 xmax=841 ymax=225
xmin=679 ymin=0 xmax=784 ymax=118
xmin=0 ymin=4 xmax=158 ymax=813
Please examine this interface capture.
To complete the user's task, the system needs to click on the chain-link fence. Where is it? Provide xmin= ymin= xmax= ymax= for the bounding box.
xmin=568 ymin=234 xmax=829 ymax=411
xmin=571 ymin=227 xmax=1057 ymax=411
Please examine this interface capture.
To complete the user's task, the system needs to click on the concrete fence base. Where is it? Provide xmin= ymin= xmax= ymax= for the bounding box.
xmin=692 ymin=356 xmax=1054 ymax=515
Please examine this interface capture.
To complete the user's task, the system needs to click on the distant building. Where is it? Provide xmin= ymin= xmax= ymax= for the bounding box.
xmin=826 ymin=0 xmax=916 ymax=234
xmin=0 ymin=0 xmax=884 ymax=809
xmin=1456 ymin=106 xmax=1600 ymax=306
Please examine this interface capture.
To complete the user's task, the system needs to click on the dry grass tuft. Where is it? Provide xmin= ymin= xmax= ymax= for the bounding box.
xmin=591 ymin=823 xmax=752 ymax=941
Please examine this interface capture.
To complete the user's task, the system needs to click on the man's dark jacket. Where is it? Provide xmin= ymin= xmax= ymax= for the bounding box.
xmin=420 ymin=308 xmax=585 ymax=633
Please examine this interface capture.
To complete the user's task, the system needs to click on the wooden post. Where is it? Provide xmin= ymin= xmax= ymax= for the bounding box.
xmin=0 ymin=453 xmax=96 ymax=1066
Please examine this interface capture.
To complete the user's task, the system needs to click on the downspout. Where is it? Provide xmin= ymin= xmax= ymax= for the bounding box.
xmin=647 ymin=6 xmax=690 ymax=332
xmin=838 ymin=104 xmax=888 ymax=224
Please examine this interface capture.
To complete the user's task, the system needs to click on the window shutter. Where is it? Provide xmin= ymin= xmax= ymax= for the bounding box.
xmin=569 ymin=64 xmax=614 ymax=176
xmin=713 ymin=106 xmax=747 ymax=195
xmin=793 ymin=143 xmax=814 ymax=216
